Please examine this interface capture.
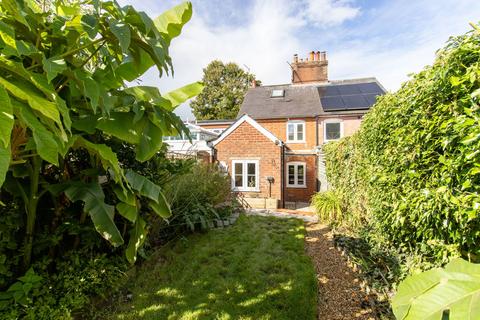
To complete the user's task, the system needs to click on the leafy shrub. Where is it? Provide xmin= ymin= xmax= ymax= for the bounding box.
xmin=0 ymin=251 xmax=127 ymax=320
xmin=324 ymin=23 xmax=480 ymax=269
xmin=0 ymin=200 xmax=22 ymax=289
xmin=311 ymin=190 xmax=344 ymax=224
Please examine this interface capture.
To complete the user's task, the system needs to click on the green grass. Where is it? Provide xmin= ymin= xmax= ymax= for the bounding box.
xmin=104 ymin=215 xmax=317 ymax=320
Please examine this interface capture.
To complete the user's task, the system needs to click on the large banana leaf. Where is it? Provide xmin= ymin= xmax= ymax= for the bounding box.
xmin=64 ymin=182 xmax=123 ymax=247
xmin=125 ymin=170 xmax=161 ymax=202
xmin=392 ymin=258 xmax=480 ymax=319
xmin=74 ymin=137 xmax=125 ymax=185
xmin=136 ymin=120 xmax=163 ymax=162
xmin=125 ymin=170 xmax=171 ymax=218
xmin=163 ymin=82 xmax=203 ymax=111
xmin=0 ymin=145 xmax=10 ymax=187
xmin=125 ymin=217 xmax=146 ymax=264
xmin=0 ymin=76 xmax=61 ymax=127
xmin=0 ymin=86 xmax=13 ymax=148
xmin=153 ymin=2 xmax=192 ymax=45
xmin=15 ymin=102 xmax=60 ymax=166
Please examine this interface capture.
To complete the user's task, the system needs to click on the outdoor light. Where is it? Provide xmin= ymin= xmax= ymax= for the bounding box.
xmin=266 ymin=176 xmax=274 ymax=198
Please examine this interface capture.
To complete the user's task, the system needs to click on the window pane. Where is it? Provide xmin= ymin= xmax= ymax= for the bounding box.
xmin=247 ymin=163 xmax=256 ymax=175
xmin=326 ymin=123 xmax=341 ymax=140
xmin=287 ymin=124 xmax=295 ymax=140
xmin=234 ymin=163 xmax=243 ymax=188
xmin=297 ymin=165 xmax=304 ymax=184
xmin=234 ymin=163 xmax=243 ymax=175
xmin=235 ymin=175 xmax=243 ymax=187
xmin=288 ymin=165 xmax=295 ymax=184
xmin=296 ymin=124 xmax=304 ymax=140
xmin=247 ymin=175 xmax=256 ymax=188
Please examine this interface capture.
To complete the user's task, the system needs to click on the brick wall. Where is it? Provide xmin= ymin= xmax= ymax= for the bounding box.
xmin=284 ymin=154 xmax=317 ymax=202
xmin=215 ymin=121 xmax=282 ymax=201
xmin=292 ymin=61 xmax=328 ymax=84
xmin=318 ymin=115 xmax=363 ymax=144
xmin=258 ymin=117 xmax=317 ymax=151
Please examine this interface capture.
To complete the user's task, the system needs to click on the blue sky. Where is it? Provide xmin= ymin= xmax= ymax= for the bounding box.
xmin=117 ymin=0 xmax=480 ymax=119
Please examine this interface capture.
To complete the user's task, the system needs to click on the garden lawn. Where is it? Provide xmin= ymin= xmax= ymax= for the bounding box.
xmin=105 ymin=215 xmax=317 ymax=320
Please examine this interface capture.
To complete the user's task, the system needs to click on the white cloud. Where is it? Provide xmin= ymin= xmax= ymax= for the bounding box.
xmin=131 ymin=0 xmax=310 ymax=119
xmin=118 ymin=0 xmax=480 ymax=119
xmin=302 ymin=0 xmax=360 ymax=27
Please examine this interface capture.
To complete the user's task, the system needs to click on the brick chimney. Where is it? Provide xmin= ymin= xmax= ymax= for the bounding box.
xmin=291 ymin=51 xmax=328 ymax=84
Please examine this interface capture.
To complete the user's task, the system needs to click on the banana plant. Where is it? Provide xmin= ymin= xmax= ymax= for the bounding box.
xmin=392 ymin=258 xmax=480 ymax=319
xmin=0 ymin=0 xmax=202 ymax=267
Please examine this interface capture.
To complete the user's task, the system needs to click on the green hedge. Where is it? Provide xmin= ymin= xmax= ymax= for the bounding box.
xmin=324 ymin=24 xmax=480 ymax=267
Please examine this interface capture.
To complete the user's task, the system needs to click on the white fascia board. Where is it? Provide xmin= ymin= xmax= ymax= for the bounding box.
xmin=211 ymin=114 xmax=283 ymax=146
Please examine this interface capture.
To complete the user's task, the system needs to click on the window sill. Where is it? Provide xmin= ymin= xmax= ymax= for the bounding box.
xmin=286 ymin=185 xmax=307 ymax=189
xmin=286 ymin=140 xmax=306 ymax=144
xmin=232 ymin=188 xmax=260 ymax=192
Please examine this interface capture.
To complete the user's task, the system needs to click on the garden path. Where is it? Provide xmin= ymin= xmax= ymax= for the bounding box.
xmin=246 ymin=209 xmax=379 ymax=320
xmin=305 ymin=223 xmax=379 ymax=320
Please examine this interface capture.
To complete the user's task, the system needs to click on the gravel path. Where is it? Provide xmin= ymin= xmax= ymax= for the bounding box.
xmin=305 ymin=222 xmax=378 ymax=320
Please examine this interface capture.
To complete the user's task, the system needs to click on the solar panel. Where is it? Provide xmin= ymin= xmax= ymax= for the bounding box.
xmin=321 ymin=97 xmax=344 ymax=110
xmin=342 ymin=95 xmax=370 ymax=108
xmin=364 ymin=93 xmax=379 ymax=105
xmin=318 ymin=86 xmax=340 ymax=97
xmin=318 ymin=82 xmax=384 ymax=111
xmin=358 ymin=82 xmax=383 ymax=94
xmin=337 ymin=84 xmax=362 ymax=95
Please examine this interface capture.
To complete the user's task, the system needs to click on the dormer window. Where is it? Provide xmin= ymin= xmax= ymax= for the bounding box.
xmin=271 ymin=89 xmax=285 ymax=98
xmin=287 ymin=120 xmax=305 ymax=143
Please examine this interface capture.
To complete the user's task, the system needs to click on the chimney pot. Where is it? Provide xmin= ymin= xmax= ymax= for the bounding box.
xmin=321 ymin=51 xmax=327 ymax=61
xmin=291 ymin=50 xmax=328 ymax=84
xmin=293 ymin=54 xmax=298 ymax=63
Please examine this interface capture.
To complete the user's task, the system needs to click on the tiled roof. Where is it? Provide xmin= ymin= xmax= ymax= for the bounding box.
xmin=238 ymin=78 xmax=386 ymax=119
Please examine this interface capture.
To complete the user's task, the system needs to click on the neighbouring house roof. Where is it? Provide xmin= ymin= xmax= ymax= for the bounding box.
xmin=186 ymin=123 xmax=219 ymax=136
xmin=195 ymin=119 xmax=235 ymax=125
xmin=210 ymin=114 xmax=283 ymax=146
xmin=238 ymin=77 xmax=386 ymax=119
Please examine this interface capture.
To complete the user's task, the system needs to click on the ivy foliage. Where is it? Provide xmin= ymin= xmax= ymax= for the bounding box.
xmin=324 ymin=24 xmax=480 ymax=266
xmin=0 ymin=0 xmax=202 ymax=266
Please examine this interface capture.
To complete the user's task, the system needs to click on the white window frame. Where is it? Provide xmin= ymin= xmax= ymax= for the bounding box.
xmin=271 ymin=89 xmax=285 ymax=98
xmin=231 ymin=160 xmax=260 ymax=192
xmin=323 ymin=119 xmax=344 ymax=142
xmin=286 ymin=162 xmax=306 ymax=188
xmin=286 ymin=120 xmax=306 ymax=143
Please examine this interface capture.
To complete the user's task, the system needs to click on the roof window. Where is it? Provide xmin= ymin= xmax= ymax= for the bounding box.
xmin=271 ymin=89 xmax=285 ymax=98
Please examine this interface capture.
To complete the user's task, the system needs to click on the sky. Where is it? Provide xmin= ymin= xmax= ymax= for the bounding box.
xmin=117 ymin=0 xmax=480 ymax=120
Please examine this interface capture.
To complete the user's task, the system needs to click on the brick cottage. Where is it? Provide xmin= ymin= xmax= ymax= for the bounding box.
xmin=196 ymin=51 xmax=386 ymax=209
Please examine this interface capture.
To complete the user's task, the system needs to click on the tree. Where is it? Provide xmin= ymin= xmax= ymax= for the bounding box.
xmin=0 ymin=0 xmax=202 ymax=268
xmin=191 ymin=60 xmax=260 ymax=120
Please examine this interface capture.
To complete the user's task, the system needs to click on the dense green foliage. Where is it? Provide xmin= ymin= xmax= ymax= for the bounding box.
xmin=0 ymin=0 xmax=201 ymax=269
xmin=392 ymin=258 xmax=480 ymax=320
xmin=322 ymin=24 xmax=480 ymax=271
xmin=0 ymin=1 xmax=212 ymax=318
xmin=191 ymin=60 xmax=260 ymax=120
xmin=102 ymin=215 xmax=318 ymax=320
